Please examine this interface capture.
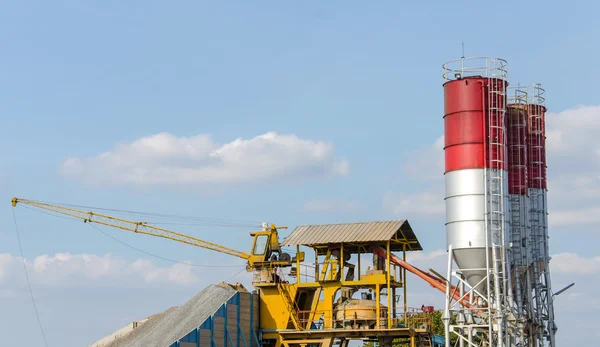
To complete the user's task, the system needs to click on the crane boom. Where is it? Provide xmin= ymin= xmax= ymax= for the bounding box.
xmin=11 ymin=198 xmax=251 ymax=260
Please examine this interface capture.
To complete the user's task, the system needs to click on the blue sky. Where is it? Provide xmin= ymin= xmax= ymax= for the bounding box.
xmin=1 ymin=1 xmax=599 ymax=346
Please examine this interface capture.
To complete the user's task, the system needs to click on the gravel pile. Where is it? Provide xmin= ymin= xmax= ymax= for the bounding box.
xmin=105 ymin=283 xmax=239 ymax=347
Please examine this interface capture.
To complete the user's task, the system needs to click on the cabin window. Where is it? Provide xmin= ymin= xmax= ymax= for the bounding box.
xmin=253 ymin=235 xmax=269 ymax=255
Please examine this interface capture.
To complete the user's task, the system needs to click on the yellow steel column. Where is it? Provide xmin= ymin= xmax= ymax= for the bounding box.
xmin=410 ymin=334 xmax=416 ymax=347
xmin=326 ymin=251 xmax=335 ymax=281
xmin=321 ymin=338 xmax=333 ymax=347
xmin=296 ymin=245 xmax=301 ymax=283
xmin=403 ymin=244 xmax=407 ymax=319
xmin=392 ymin=287 xmax=396 ymax=320
xmin=387 ymin=240 xmax=392 ymax=328
xmin=315 ymin=249 xmax=319 ymax=280
xmin=340 ymin=243 xmax=344 ymax=281
xmin=357 ymin=247 xmax=361 ymax=280
xmin=376 ymin=283 xmax=380 ymax=328
xmin=399 ymin=259 xmax=402 ymax=282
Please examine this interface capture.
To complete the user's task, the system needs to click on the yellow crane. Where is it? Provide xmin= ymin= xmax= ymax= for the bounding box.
xmin=11 ymin=197 xmax=293 ymax=271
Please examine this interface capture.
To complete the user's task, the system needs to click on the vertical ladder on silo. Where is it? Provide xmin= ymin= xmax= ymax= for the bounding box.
xmin=487 ymin=74 xmax=510 ymax=345
xmin=507 ymin=94 xmax=528 ymax=327
xmin=528 ymin=100 xmax=548 ymax=345
xmin=509 ymin=195 xmax=524 ymax=310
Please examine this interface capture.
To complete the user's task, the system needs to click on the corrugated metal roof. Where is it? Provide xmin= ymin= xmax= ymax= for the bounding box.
xmin=281 ymin=220 xmax=422 ymax=251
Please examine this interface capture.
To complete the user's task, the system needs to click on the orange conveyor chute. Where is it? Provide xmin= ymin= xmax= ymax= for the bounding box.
xmin=372 ymin=246 xmax=473 ymax=309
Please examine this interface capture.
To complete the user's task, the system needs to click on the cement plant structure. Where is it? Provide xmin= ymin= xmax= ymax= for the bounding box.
xmin=441 ymin=57 xmax=555 ymax=347
xmin=11 ymin=56 xmax=564 ymax=347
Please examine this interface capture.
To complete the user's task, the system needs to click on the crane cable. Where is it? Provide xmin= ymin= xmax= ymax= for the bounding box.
xmin=26 ymin=199 xmax=262 ymax=227
xmin=11 ymin=208 xmax=49 ymax=347
xmin=18 ymin=204 xmax=248 ymax=268
xmin=10 ymin=202 xmax=250 ymax=346
xmin=87 ymin=223 xmax=245 ymax=268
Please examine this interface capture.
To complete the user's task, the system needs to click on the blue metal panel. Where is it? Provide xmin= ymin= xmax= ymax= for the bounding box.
xmin=237 ymin=298 xmax=241 ymax=347
xmin=251 ymin=293 xmax=260 ymax=347
xmin=228 ymin=294 xmax=240 ymax=305
xmin=226 ymin=316 xmax=235 ymax=347
xmin=173 ymin=291 xmax=259 ymax=347
xmin=224 ymin=303 xmax=228 ymax=347
xmin=249 ymin=292 xmax=254 ymax=347
xmin=200 ymin=318 xmax=212 ymax=330
xmin=179 ymin=328 xmax=199 ymax=343
xmin=210 ymin=316 xmax=215 ymax=347
xmin=216 ymin=305 xmax=227 ymax=317
xmin=432 ymin=334 xmax=445 ymax=346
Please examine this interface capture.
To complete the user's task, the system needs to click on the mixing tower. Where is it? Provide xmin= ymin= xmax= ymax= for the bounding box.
xmin=442 ymin=57 xmax=514 ymax=346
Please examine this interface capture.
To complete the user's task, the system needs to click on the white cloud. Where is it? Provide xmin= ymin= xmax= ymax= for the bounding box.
xmin=383 ymin=134 xmax=445 ymax=219
xmin=545 ymin=105 xmax=600 ymax=227
xmin=131 ymin=259 xmax=199 ymax=285
xmin=382 ymin=188 xmax=445 ymax=217
xmin=60 ymin=132 xmax=349 ymax=185
xmin=402 ymin=135 xmax=444 ymax=182
xmin=551 ymin=253 xmax=600 ymax=275
xmin=301 ymin=198 xmax=366 ymax=213
xmin=406 ymin=248 xmax=446 ymax=264
xmin=0 ymin=254 xmax=14 ymax=281
xmin=0 ymin=253 xmax=252 ymax=347
xmin=545 ymin=105 xmax=600 ymax=155
xmin=0 ymin=252 xmax=224 ymax=288
xmin=549 ymin=206 xmax=600 ymax=227
xmin=405 ymin=248 xmax=448 ymax=276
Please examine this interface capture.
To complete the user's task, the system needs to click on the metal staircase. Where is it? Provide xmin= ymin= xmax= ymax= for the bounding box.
xmin=418 ymin=334 xmax=433 ymax=347
xmin=276 ymin=268 xmax=303 ymax=330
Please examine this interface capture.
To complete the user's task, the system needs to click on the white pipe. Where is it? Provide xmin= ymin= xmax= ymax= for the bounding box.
xmin=444 ymin=245 xmax=453 ymax=347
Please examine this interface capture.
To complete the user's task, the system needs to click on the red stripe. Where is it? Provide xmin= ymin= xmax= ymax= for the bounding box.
xmin=445 ymin=144 xmax=485 ymax=172
xmin=527 ymin=105 xmax=547 ymax=189
xmin=506 ymin=106 xmax=528 ymax=195
xmin=444 ymin=77 xmax=507 ymax=173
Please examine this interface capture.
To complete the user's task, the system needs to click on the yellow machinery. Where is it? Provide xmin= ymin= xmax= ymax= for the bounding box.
xmin=12 ymin=198 xmax=435 ymax=347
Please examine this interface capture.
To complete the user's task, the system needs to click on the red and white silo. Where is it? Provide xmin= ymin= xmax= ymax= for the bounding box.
xmin=442 ymin=57 xmax=510 ymax=294
xmin=527 ymin=93 xmax=548 ymax=266
xmin=506 ymin=97 xmax=529 ymax=317
xmin=525 ymin=85 xmax=557 ymax=342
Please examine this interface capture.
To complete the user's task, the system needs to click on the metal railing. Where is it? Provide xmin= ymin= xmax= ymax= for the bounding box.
xmin=296 ymin=307 xmax=434 ymax=331
xmin=442 ymin=56 xmax=508 ymax=81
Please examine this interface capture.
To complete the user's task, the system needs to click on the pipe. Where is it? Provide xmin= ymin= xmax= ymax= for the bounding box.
xmin=444 ymin=245 xmax=453 ymax=347
xmin=371 ymin=246 xmax=473 ymax=309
